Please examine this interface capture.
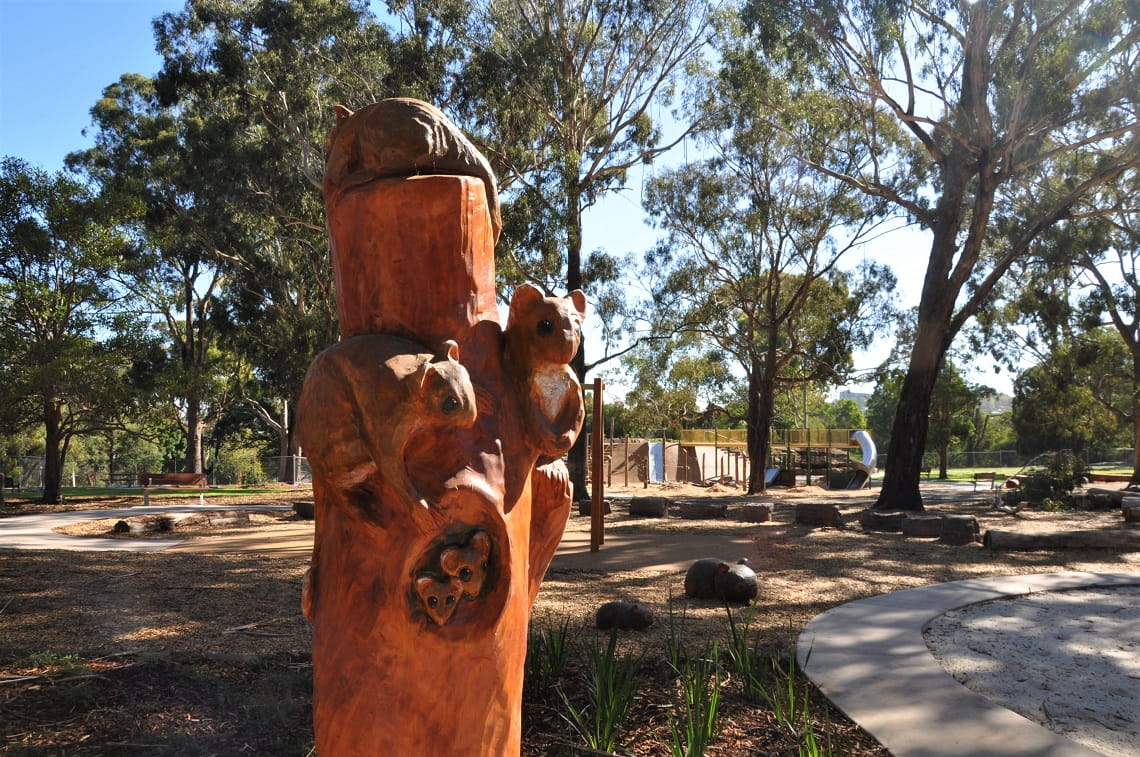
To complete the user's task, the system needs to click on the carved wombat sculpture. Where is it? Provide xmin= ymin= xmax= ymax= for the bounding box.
xmin=595 ymin=601 xmax=654 ymax=631
xmin=684 ymin=558 xmax=759 ymax=604
xmin=323 ymin=98 xmax=501 ymax=243
xmin=504 ymin=284 xmax=587 ymax=461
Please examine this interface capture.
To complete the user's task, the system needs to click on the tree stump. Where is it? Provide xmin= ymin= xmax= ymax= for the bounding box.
xmin=680 ymin=501 xmax=728 ymax=519
xmin=858 ymin=509 xmax=906 ymax=532
xmin=795 ymin=502 xmax=843 ymax=528
xmin=939 ymin=515 xmax=981 ymax=545
xmin=296 ymin=100 xmax=585 ymax=757
xmin=292 ymin=501 xmax=315 ymax=520
xmin=740 ymin=503 xmax=775 ymax=522
xmin=628 ymin=496 xmax=669 ymax=517
xmin=1124 ymin=504 xmax=1140 ymax=523
xmin=901 ymin=515 xmax=943 ymax=538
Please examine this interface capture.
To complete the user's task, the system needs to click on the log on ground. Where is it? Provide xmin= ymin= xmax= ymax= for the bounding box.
xmin=984 ymin=529 xmax=1140 ymax=550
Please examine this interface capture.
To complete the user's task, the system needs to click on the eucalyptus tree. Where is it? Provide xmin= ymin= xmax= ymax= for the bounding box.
xmin=747 ymin=0 xmax=1140 ymax=510
xmin=0 ymin=158 xmax=149 ymax=503
xmin=640 ymin=27 xmax=897 ymax=494
xmin=1012 ymin=328 xmax=1130 ymax=461
xmin=455 ymin=0 xmax=715 ymax=496
xmin=70 ymin=73 xmax=246 ymax=475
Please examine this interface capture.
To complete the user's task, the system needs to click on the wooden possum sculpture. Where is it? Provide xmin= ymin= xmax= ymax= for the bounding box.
xmin=504 ymin=284 xmax=588 ymax=461
xmin=323 ymin=98 xmax=502 ymax=243
xmin=297 ymin=335 xmax=476 ymax=508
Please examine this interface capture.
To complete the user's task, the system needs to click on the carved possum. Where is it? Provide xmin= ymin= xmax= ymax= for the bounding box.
xmin=503 ymin=284 xmax=587 ymax=460
xmin=323 ymin=98 xmax=501 ymax=243
xmin=297 ymin=335 xmax=477 ymax=508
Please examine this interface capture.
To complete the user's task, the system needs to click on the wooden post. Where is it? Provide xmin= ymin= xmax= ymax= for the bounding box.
xmin=624 ymin=436 xmax=630 ymax=487
xmin=591 ymin=378 xmax=605 ymax=551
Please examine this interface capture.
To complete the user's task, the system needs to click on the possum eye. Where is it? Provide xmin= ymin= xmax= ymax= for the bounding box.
xmin=445 ymin=594 xmax=456 ymax=605
xmin=459 ymin=567 xmax=473 ymax=582
xmin=536 ymin=319 xmax=554 ymax=336
xmin=427 ymin=596 xmax=438 ymax=607
xmin=441 ymin=395 xmax=460 ymax=414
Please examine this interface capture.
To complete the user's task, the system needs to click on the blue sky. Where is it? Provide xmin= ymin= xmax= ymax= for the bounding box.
xmin=0 ymin=0 xmax=184 ymax=172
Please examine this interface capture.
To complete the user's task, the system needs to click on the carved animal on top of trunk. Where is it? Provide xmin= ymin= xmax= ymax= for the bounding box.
xmin=323 ymin=98 xmax=501 ymax=243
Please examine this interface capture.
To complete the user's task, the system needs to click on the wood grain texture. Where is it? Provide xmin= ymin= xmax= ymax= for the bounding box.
xmin=299 ymin=168 xmax=582 ymax=755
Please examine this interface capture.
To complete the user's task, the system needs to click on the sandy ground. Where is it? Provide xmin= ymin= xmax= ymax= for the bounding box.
xmin=926 ymin=585 xmax=1140 ymax=757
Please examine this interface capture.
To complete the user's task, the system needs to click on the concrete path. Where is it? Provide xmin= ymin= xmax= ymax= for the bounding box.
xmin=0 ymin=504 xmax=293 ymax=552
xmin=798 ymin=571 xmax=1140 ymax=757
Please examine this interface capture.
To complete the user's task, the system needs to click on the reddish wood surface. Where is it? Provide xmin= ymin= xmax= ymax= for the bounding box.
xmin=298 ymin=171 xmax=580 ymax=756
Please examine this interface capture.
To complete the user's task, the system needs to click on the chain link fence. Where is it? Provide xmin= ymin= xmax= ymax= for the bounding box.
xmin=5 ymin=455 xmax=312 ymax=489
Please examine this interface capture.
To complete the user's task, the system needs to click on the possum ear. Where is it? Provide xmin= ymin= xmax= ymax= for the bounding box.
xmin=437 ymin=339 xmax=460 ymax=362
xmin=508 ymin=284 xmax=545 ymax=327
xmin=568 ymin=289 xmax=587 ymax=319
xmin=440 ymin=548 xmax=460 ymax=575
xmin=333 ymin=104 xmax=354 ymax=123
xmin=469 ymin=530 xmax=491 ymax=559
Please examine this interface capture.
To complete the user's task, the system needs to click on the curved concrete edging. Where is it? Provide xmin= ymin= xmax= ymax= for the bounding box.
xmin=797 ymin=571 xmax=1140 ymax=757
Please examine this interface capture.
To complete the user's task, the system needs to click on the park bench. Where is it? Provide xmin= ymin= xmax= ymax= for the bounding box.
xmin=973 ymin=471 xmax=998 ymax=491
xmin=139 ymin=472 xmax=208 ymax=505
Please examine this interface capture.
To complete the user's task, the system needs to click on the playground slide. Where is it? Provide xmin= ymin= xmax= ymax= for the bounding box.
xmin=765 ymin=468 xmax=781 ymax=485
xmin=845 ymin=469 xmax=869 ymax=489
xmin=845 ymin=430 xmax=877 ymax=489
xmin=850 ymin=430 xmax=877 ymax=472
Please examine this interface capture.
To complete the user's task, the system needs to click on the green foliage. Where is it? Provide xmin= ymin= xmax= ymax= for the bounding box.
xmin=0 ymin=158 xmax=150 ymax=502
xmin=821 ymin=399 xmax=864 ymax=430
xmin=667 ymin=643 xmax=720 ymax=757
xmin=741 ymin=0 xmax=1140 ymax=500
xmin=558 ymin=630 xmax=641 ymax=753
xmin=723 ymin=602 xmax=766 ymax=704
xmin=525 ymin=613 xmax=573 ymax=699
xmin=1012 ymin=331 xmax=1129 ymax=458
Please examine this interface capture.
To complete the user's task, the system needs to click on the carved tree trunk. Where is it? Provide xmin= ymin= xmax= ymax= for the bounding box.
xmin=298 ymin=102 xmax=582 ymax=757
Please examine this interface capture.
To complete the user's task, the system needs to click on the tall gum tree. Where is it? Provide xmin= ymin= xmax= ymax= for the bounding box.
xmin=0 ymin=159 xmax=144 ymax=503
xmin=748 ymin=0 xmax=1140 ymax=510
xmin=455 ymin=0 xmax=714 ymax=498
xmin=150 ymin=0 xmax=465 ymax=478
xmin=639 ymin=24 xmax=897 ymax=494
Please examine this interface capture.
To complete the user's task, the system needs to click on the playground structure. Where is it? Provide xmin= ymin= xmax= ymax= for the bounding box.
xmin=588 ymin=428 xmax=877 ymax=489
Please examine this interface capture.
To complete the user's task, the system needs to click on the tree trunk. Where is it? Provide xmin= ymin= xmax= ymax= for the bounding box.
xmin=938 ymin=445 xmax=949 ymax=480
xmin=1131 ymin=355 xmax=1140 ymax=486
xmin=186 ymin=398 xmax=204 ymax=474
xmin=747 ymin=351 xmax=777 ymax=495
xmin=874 ymin=147 xmax=971 ymax=511
xmin=874 ymin=310 xmax=948 ymax=511
xmin=41 ymin=396 xmax=64 ymax=504
xmin=565 ymin=178 xmax=588 ymax=501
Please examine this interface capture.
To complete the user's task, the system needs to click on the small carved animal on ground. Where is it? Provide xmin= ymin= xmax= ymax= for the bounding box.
xmin=297 ymin=335 xmax=477 ymax=506
xmin=323 ymin=98 xmax=501 ymax=243
xmin=415 ymin=573 xmax=463 ymax=626
xmin=440 ymin=530 xmax=492 ymax=598
xmin=595 ymin=601 xmax=654 ymax=631
xmin=503 ymin=284 xmax=587 ymax=460
xmin=684 ymin=558 xmax=758 ymax=604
